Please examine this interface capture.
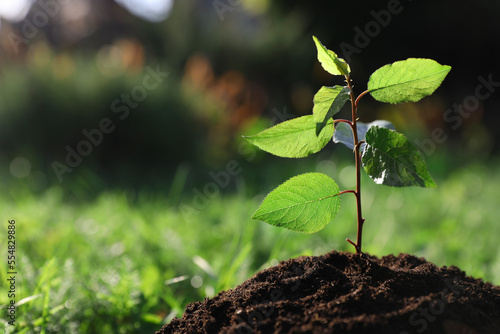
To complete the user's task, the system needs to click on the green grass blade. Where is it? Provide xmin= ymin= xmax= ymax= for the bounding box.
xmin=40 ymin=287 xmax=51 ymax=334
xmin=218 ymin=243 xmax=252 ymax=291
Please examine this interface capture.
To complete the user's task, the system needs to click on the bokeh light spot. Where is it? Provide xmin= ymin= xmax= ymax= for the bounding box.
xmin=10 ymin=156 xmax=31 ymax=178
xmin=190 ymin=275 xmax=203 ymax=288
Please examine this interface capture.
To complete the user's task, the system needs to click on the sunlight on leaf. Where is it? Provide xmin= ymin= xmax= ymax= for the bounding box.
xmin=252 ymin=173 xmax=341 ymax=233
xmin=367 ymin=58 xmax=451 ymax=104
xmin=313 ymin=86 xmax=350 ymax=133
xmin=313 ymin=36 xmax=350 ymax=76
xmin=244 ymin=115 xmax=333 ymax=158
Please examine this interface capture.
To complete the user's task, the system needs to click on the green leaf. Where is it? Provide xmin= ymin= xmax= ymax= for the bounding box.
xmin=313 ymin=36 xmax=350 ymax=76
xmin=313 ymin=86 xmax=350 ymax=126
xmin=367 ymin=58 xmax=451 ymax=104
xmin=252 ymin=173 xmax=341 ymax=233
xmin=244 ymin=115 xmax=334 ymax=158
xmin=333 ymin=120 xmax=396 ymax=151
xmin=362 ymin=126 xmax=436 ymax=187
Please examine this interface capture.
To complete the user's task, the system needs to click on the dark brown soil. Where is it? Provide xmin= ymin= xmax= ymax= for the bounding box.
xmin=156 ymin=251 xmax=500 ymax=333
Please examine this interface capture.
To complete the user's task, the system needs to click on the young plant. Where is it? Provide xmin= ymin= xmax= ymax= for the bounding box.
xmin=244 ymin=36 xmax=451 ymax=254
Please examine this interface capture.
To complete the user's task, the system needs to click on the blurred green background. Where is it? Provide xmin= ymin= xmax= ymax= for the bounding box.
xmin=1 ymin=0 xmax=499 ymax=332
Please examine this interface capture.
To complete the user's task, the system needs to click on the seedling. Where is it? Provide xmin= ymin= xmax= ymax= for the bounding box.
xmin=244 ymin=36 xmax=451 ymax=254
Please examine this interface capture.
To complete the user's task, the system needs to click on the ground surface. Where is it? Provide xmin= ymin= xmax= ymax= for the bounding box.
xmin=157 ymin=251 xmax=500 ymax=334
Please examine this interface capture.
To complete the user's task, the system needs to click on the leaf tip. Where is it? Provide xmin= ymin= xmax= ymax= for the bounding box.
xmin=241 ymin=135 xmax=253 ymax=143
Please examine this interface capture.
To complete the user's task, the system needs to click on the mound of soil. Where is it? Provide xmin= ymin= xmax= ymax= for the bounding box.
xmin=156 ymin=251 xmax=500 ymax=333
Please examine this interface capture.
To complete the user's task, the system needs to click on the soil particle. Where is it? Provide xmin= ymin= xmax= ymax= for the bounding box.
xmin=156 ymin=251 xmax=500 ymax=333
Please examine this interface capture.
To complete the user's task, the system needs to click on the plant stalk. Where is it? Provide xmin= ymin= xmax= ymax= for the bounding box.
xmin=346 ymin=77 xmax=365 ymax=254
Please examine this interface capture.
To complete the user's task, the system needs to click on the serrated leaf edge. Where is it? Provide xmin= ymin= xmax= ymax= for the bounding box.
xmin=367 ymin=58 xmax=451 ymax=103
xmin=251 ymin=173 xmax=341 ymax=232
xmin=363 ymin=126 xmax=436 ymax=187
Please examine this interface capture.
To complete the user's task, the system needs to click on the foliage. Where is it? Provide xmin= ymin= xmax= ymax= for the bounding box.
xmin=244 ymin=116 xmax=334 ymax=158
xmin=252 ymin=172 xmax=341 ymax=233
xmin=245 ymin=36 xmax=451 ymax=253
xmin=1 ymin=160 xmax=499 ymax=333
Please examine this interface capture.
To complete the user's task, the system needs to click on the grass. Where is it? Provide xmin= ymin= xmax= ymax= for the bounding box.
xmin=1 ymin=156 xmax=500 ymax=333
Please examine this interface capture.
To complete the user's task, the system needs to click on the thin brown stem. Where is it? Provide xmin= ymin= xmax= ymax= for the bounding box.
xmin=346 ymin=76 xmax=365 ymax=254
xmin=333 ymin=119 xmax=353 ymax=126
xmin=333 ymin=119 xmax=356 ymax=142
xmin=354 ymin=90 xmax=370 ymax=109
xmin=346 ymin=238 xmax=357 ymax=248
xmin=338 ymin=189 xmax=356 ymax=196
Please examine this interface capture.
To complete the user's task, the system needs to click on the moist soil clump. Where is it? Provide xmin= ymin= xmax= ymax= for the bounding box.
xmin=157 ymin=251 xmax=500 ymax=333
